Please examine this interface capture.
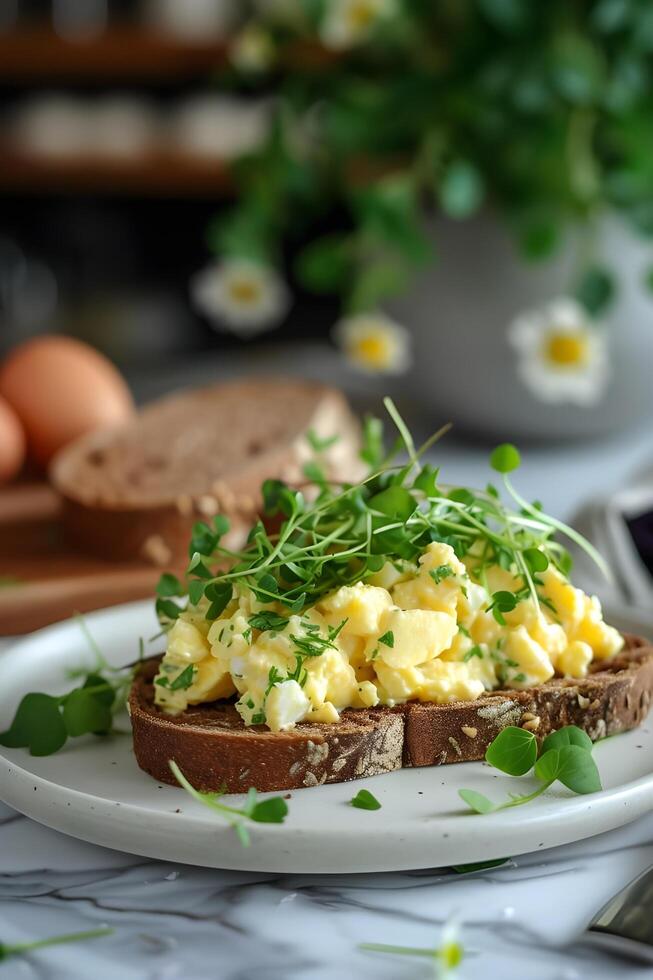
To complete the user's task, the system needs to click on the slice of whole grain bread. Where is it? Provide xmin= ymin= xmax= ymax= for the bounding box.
xmin=129 ymin=634 xmax=653 ymax=793
xmin=50 ymin=378 xmax=361 ymax=564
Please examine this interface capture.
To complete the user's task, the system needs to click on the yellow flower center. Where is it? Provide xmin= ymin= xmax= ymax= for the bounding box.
xmin=228 ymin=278 xmax=263 ymax=306
xmin=440 ymin=940 xmax=464 ymax=970
xmin=544 ymin=331 xmax=589 ymax=368
xmin=348 ymin=0 xmax=376 ymax=29
xmin=352 ymin=333 xmax=392 ymax=368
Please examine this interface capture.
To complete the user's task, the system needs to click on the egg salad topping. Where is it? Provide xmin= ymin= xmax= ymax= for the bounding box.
xmin=153 ymin=401 xmax=622 ymax=732
xmin=155 ymin=541 xmax=622 ymax=730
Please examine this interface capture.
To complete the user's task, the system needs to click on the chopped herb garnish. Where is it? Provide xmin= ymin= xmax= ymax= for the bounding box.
xmin=429 ymin=564 xmax=455 ymax=584
xmin=169 ymin=665 xmax=196 ymax=691
xmin=463 ymin=645 xmax=483 ymax=661
xmin=249 ymin=611 xmax=290 ymax=633
xmin=378 ymin=630 xmax=394 ymax=648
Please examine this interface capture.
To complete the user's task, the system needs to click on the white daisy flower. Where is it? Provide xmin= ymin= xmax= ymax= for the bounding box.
xmin=334 ymin=311 xmax=412 ymax=374
xmin=320 ymin=0 xmax=397 ymax=50
xmin=436 ymin=917 xmax=464 ymax=978
xmin=507 ymin=297 xmax=611 ymax=406
xmin=230 ymin=25 xmax=275 ymax=73
xmin=190 ymin=259 xmax=291 ymax=336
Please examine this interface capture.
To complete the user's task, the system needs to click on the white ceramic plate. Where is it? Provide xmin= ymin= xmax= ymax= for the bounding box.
xmin=0 ymin=601 xmax=652 ymax=874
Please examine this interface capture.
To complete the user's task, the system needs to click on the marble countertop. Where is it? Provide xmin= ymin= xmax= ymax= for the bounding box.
xmin=2 ymin=798 xmax=653 ymax=980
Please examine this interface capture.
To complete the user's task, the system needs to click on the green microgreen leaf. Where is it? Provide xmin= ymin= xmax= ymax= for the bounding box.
xmin=490 ymin=443 xmax=521 ymax=474
xmin=523 ymin=547 xmax=549 ymax=573
xmin=540 ymin=725 xmax=593 ymax=754
xmin=458 ymin=788 xmax=498 ymax=814
xmin=460 ymin=724 xmax=603 ymax=816
xmin=62 ymin=688 xmax=113 ymax=738
xmin=0 ymin=693 xmax=67 ymax=756
xmin=156 ymin=573 xmax=184 ymax=598
xmin=350 ymin=789 xmax=382 ymax=810
xmin=485 ymin=726 xmax=538 ymax=776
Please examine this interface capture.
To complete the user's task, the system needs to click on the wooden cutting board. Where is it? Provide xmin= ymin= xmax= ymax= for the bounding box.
xmin=0 ymin=481 xmax=166 ymax=634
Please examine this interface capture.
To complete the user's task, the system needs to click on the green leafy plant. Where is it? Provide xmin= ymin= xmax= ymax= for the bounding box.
xmin=206 ymin=1 xmax=653 ymax=319
xmin=459 ymin=724 xmax=602 ymax=814
xmin=350 ymin=788 xmax=382 ymax=810
xmin=169 ymin=760 xmax=288 ymax=847
xmin=0 ymin=928 xmax=113 ymax=962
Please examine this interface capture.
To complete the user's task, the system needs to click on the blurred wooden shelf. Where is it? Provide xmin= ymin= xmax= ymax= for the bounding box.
xmin=0 ymin=26 xmax=229 ymax=81
xmin=0 ymin=27 xmax=336 ymax=82
xmin=0 ymin=147 xmax=234 ymax=196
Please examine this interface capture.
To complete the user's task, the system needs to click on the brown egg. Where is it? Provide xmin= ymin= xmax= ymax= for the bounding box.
xmin=0 ymin=394 xmax=26 ymax=484
xmin=0 ymin=335 xmax=134 ymax=466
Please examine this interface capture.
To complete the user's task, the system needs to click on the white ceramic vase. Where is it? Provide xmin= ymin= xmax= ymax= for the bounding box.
xmin=386 ymin=212 xmax=653 ymax=441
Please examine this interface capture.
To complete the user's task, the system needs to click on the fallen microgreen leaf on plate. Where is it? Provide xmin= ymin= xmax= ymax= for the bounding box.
xmin=0 ymin=928 xmax=113 ymax=962
xmin=350 ymin=789 xmax=381 ymax=810
xmin=0 ymin=619 xmax=143 ymax=757
xmin=459 ymin=724 xmax=601 ymax=814
xmin=169 ymin=760 xmax=288 ymax=847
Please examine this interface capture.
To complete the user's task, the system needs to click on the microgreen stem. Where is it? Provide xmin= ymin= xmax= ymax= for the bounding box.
xmin=359 ymin=943 xmax=437 ymax=959
xmin=4 ymin=928 xmax=113 ymax=957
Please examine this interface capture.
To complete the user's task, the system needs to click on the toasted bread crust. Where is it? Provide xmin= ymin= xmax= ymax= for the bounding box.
xmin=129 ymin=634 xmax=653 ymax=793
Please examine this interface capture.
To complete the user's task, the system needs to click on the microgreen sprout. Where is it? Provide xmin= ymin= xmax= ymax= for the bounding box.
xmin=156 ymin=400 xmax=607 ymax=634
xmin=459 ymin=725 xmax=602 ymax=814
xmin=0 ymin=620 xmax=142 ymax=756
xmin=169 ymin=760 xmax=288 ymax=847
xmin=361 ymin=917 xmax=464 ymax=978
xmin=0 ymin=928 xmax=113 ymax=963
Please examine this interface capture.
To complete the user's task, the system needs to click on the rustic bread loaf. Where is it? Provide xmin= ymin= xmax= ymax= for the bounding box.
xmin=50 ymin=378 xmax=361 ymax=564
xmin=129 ymin=634 xmax=653 ymax=793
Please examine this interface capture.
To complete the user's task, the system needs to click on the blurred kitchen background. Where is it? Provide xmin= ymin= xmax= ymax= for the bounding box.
xmin=2 ymin=0 xmax=653 ymax=442
xmin=2 ymin=0 xmax=653 ymax=629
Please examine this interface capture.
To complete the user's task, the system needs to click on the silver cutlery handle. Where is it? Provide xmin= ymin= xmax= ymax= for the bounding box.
xmin=585 ymin=866 xmax=653 ymax=963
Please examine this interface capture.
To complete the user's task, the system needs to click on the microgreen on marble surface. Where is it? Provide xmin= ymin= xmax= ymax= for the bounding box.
xmin=361 ymin=917 xmax=464 ymax=977
xmin=0 ymin=928 xmax=113 ymax=962
xmin=169 ymin=761 xmax=288 ymax=847
xmin=459 ymin=725 xmax=602 ymax=814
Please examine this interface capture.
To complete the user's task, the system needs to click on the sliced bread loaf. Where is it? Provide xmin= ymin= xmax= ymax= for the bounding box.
xmin=50 ymin=378 xmax=361 ymax=564
xmin=129 ymin=634 xmax=653 ymax=793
